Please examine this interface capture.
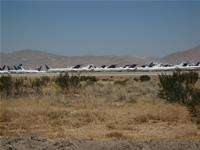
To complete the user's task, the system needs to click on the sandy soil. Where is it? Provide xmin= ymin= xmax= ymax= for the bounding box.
xmin=1 ymin=136 xmax=200 ymax=150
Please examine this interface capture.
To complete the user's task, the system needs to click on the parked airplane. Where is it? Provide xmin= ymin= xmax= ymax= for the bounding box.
xmin=93 ymin=64 xmax=120 ymax=72
xmin=20 ymin=66 xmax=46 ymax=73
xmin=125 ymin=64 xmax=138 ymax=71
xmin=8 ymin=64 xmax=26 ymax=73
xmin=148 ymin=63 xmax=175 ymax=71
xmin=93 ymin=65 xmax=107 ymax=72
xmin=103 ymin=64 xmax=118 ymax=72
xmin=45 ymin=65 xmax=70 ymax=72
xmin=187 ymin=62 xmax=200 ymax=70
xmin=8 ymin=64 xmax=45 ymax=73
xmin=112 ymin=64 xmax=130 ymax=72
xmin=80 ymin=64 xmax=95 ymax=72
xmin=175 ymin=62 xmax=200 ymax=70
xmin=45 ymin=64 xmax=83 ymax=72
xmin=70 ymin=64 xmax=83 ymax=72
xmin=135 ymin=62 xmax=154 ymax=71
xmin=140 ymin=61 xmax=200 ymax=71
xmin=0 ymin=65 xmax=9 ymax=74
xmin=172 ymin=62 xmax=199 ymax=70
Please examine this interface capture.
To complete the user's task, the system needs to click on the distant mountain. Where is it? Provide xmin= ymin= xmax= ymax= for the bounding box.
xmin=1 ymin=49 xmax=160 ymax=69
xmin=1 ymin=49 xmax=159 ymax=69
xmin=1 ymin=45 xmax=200 ymax=69
xmin=160 ymin=45 xmax=200 ymax=64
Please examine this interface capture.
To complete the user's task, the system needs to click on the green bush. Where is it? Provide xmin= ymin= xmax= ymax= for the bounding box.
xmin=80 ymin=76 xmax=97 ymax=84
xmin=41 ymin=76 xmax=51 ymax=86
xmin=133 ymin=77 xmax=139 ymax=82
xmin=55 ymin=73 xmax=82 ymax=93
xmin=0 ymin=75 xmax=13 ymax=96
xmin=158 ymin=70 xmax=198 ymax=104
xmin=158 ymin=70 xmax=200 ymax=117
xmin=14 ymin=78 xmax=25 ymax=95
xmin=55 ymin=73 xmax=70 ymax=91
xmin=140 ymin=75 xmax=151 ymax=82
xmin=114 ymin=79 xmax=129 ymax=85
xmin=114 ymin=79 xmax=127 ymax=86
xmin=187 ymin=88 xmax=200 ymax=117
xmin=31 ymin=78 xmax=46 ymax=94
xmin=70 ymin=75 xmax=80 ymax=92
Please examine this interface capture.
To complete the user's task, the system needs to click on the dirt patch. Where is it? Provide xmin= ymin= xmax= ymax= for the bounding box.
xmin=1 ymin=136 xmax=200 ymax=150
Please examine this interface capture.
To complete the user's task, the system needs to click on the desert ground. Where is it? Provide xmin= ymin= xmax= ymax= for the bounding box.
xmin=1 ymin=74 xmax=200 ymax=149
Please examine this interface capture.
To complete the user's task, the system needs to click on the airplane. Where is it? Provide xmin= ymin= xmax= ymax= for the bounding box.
xmin=125 ymin=64 xmax=138 ymax=71
xmin=45 ymin=65 xmax=70 ymax=72
xmin=106 ymin=64 xmax=137 ymax=72
xmin=0 ymin=65 xmax=9 ymax=74
xmin=148 ymin=63 xmax=175 ymax=71
xmin=112 ymin=64 xmax=130 ymax=72
xmin=102 ymin=64 xmax=118 ymax=72
xmin=135 ymin=62 xmax=154 ymax=71
xmin=80 ymin=64 xmax=95 ymax=72
xmin=45 ymin=64 xmax=83 ymax=72
xmin=173 ymin=62 xmax=200 ymax=70
xmin=8 ymin=64 xmax=45 ymax=73
xmin=93 ymin=64 xmax=137 ymax=72
xmin=93 ymin=64 xmax=119 ymax=72
xmin=70 ymin=64 xmax=83 ymax=72
xmin=147 ymin=62 xmax=200 ymax=71
xmin=8 ymin=64 xmax=26 ymax=73
xmin=20 ymin=66 xmax=46 ymax=73
xmin=187 ymin=62 xmax=200 ymax=70
xmin=93 ymin=65 xmax=107 ymax=72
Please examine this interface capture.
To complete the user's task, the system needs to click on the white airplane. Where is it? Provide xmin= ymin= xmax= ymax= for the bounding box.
xmin=8 ymin=64 xmax=45 ymax=73
xmin=93 ymin=65 xmax=107 ymax=72
xmin=20 ymin=66 xmax=46 ymax=73
xmin=125 ymin=64 xmax=138 ymax=71
xmin=148 ymin=63 xmax=175 ymax=71
xmin=0 ymin=65 xmax=9 ymax=74
xmin=187 ymin=62 xmax=200 ymax=70
xmin=135 ymin=62 xmax=154 ymax=71
xmin=45 ymin=64 xmax=70 ymax=72
xmin=45 ymin=64 xmax=83 ymax=72
xmin=8 ymin=64 xmax=26 ymax=73
xmin=173 ymin=62 xmax=189 ymax=70
xmin=80 ymin=64 xmax=95 ymax=72
xmin=112 ymin=64 xmax=130 ymax=72
xmin=70 ymin=64 xmax=83 ymax=72
xmin=148 ymin=62 xmax=200 ymax=71
xmin=100 ymin=64 xmax=119 ymax=72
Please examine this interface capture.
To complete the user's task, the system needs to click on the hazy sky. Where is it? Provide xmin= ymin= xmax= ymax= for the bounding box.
xmin=1 ymin=0 xmax=200 ymax=58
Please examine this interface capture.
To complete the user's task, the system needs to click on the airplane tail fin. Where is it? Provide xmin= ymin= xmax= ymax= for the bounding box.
xmin=17 ymin=64 xmax=24 ymax=70
xmin=38 ymin=66 xmax=42 ymax=71
xmin=2 ymin=65 xmax=6 ymax=70
xmin=14 ymin=65 xmax=18 ymax=70
xmin=129 ymin=64 xmax=137 ymax=68
xmin=73 ymin=64 xmax=81 ymax=69
xmin=148 ymin=62 xmax=154 ymax=67
xmin=196 ymin=62 xmax=200 ymax=66
xmin=7 ymin=66 xmax=11 ymax=71
xmin=45 ymin=64 xmax=50 ymax=70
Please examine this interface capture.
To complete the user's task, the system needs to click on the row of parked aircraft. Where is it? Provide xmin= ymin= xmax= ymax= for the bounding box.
xmin=0 ymin=62 xmax=200 ymax=74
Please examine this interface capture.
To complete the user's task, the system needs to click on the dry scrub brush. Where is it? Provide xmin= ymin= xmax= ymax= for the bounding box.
xmin=1 ymin=97 xmax=199 ymax=140
xmin=0 ymin=75 xmax=200 ymax=140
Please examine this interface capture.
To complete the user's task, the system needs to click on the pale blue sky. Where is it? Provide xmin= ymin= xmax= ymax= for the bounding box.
xmin=1 ymin=0 xmax=200 ymax=58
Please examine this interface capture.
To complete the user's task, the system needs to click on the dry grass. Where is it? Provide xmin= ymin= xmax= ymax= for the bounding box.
xmin=1 ymin=97 xmax=200 ymax=140
xmin=1 ymin=75 xmax=200 ymax=140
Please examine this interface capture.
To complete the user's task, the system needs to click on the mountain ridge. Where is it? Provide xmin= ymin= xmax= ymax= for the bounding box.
xmin=1 ymin=45 xmax=200 ymax=69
